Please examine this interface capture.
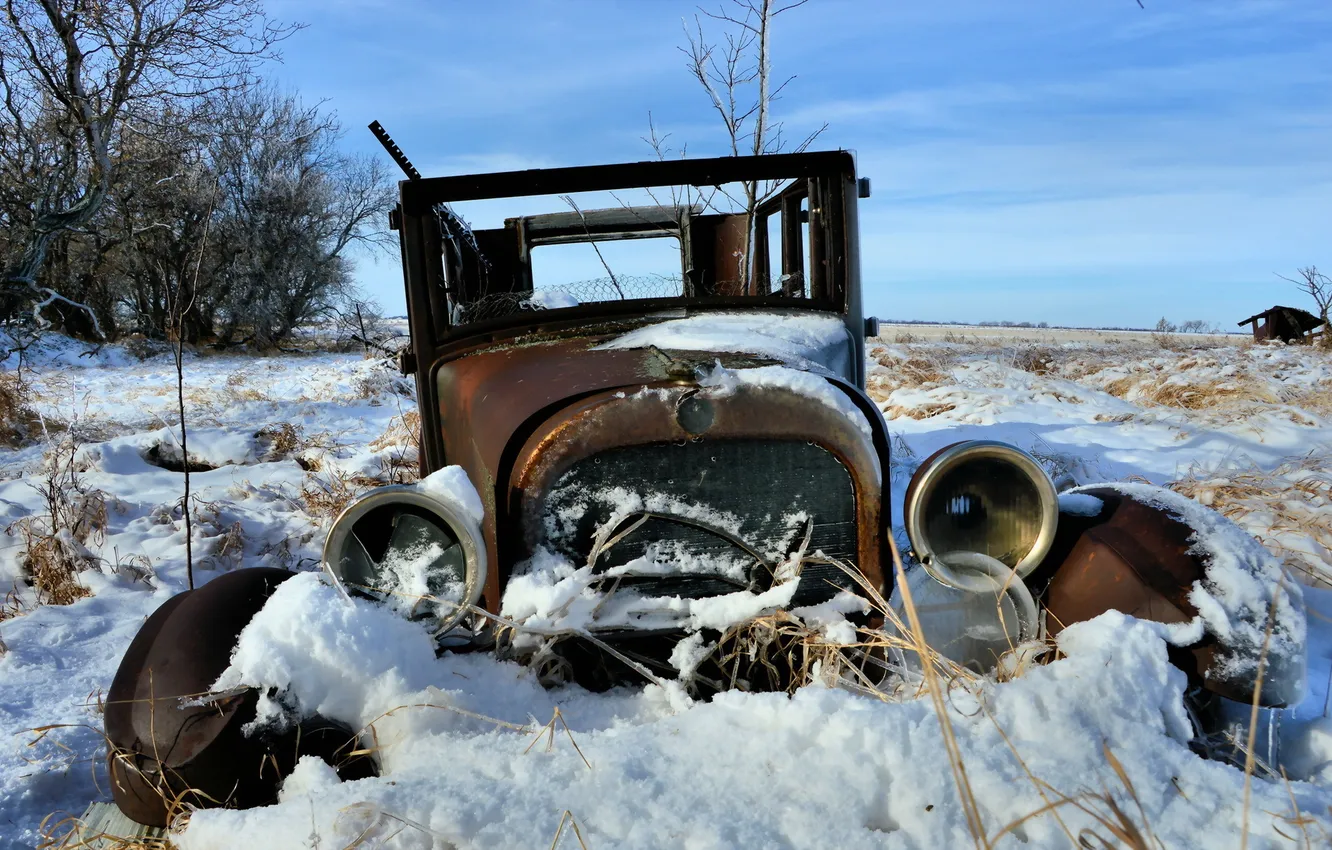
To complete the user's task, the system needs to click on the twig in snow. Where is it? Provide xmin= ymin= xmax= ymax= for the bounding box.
xmin=172 ymin=179 xmax=219 ymax=589
xmin=548 ymin=810 xmax=590 ymax=850
xmin=524 ymin=707 xmax=592 ymax=770
xmin=1240 ymin=577 xmax=1283 ymax=850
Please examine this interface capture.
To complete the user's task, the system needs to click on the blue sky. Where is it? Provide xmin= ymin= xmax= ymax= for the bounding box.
xmin=266 ymin=0 xmax=1331 ymax=328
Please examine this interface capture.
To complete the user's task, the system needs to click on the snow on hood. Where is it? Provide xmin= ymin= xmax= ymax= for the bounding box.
xmin=699 ymin=362 xmax=875 ymax=440
xmin=594 ymin=310 xmax=853 ymax=374
xmin=1069 ymin=482 xmax=1307 ymax=704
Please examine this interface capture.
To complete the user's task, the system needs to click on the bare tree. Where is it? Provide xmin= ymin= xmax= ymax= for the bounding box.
xmin=1278 ymin=265 xmax=1331 ymax=349
xmin=678 ymin=0 xmax=827 ymax=289
xmin=0 ymin=0 xmax=295 ymax=331
xmin=107 ymin=101 xmax=218 ymax=341
xmin=206 ymin=85 xmax=395 ymax=347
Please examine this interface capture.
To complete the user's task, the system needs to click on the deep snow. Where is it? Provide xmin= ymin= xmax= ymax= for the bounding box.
xmin=0 ymin=329 xmax=1330 ymax=849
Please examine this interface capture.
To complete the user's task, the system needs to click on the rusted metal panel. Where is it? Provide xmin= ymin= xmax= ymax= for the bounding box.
xmin=781 ymin=191 xmax=805 ymax=294
xmin=509 ymin=205 xmax=696 ymax=243
xmin=711 ymin=213 xmax=751 ymax=295
xmin=400 ymin=150 xmax=858 ymax=211
xmin=400 ymin=208 xmax=448 ymax=473
xmin=435 ymin=339 xmax=666 ymax=608
xmin=1043 ymin=487 xmax=1281 ymax=706
xmin=432 ymin=333 xmax=892 ymax=610
xmin=506 ymin=381 xmax=887 ymax=598
xmin=105 ymin=569 xmax=296 ymax=826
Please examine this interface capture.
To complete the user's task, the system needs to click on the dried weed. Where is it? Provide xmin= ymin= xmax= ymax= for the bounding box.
xmin=1104 ymin=371 xmax=1277 ymax=411
xmin=300 ymin=468 xmax=383 ymax=523
xmin=881 ymin=400 xmax=958 ymax=421
xmin=866 ymin=345 xmax=957 ymax=401
xmin=253 ymin=423 xmax=302 ymax=460
xmin=6 ymin=435 xmax=107 ymax=608
xmin=368 ymin=408 xmax=421 ymax=484
xmin=0 ymin=371 xmax=43 ymax=447
xmin=1009 ymin=344 xmax=1059 ymax=376
xmin=1168 ymin=451 xmax=1332 ymax=588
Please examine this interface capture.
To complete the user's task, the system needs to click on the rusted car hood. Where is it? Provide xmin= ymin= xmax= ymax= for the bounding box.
xmin=432 ymin=316 xmax=881 ymax=611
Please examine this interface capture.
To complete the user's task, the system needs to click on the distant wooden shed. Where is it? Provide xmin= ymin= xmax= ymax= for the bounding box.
xmin=1237 ymin=305 xmax=1324 ymax=343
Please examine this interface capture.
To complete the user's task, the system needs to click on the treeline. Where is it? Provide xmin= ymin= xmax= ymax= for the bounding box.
xmin=0 ymin=1 xmax=394 ymax=348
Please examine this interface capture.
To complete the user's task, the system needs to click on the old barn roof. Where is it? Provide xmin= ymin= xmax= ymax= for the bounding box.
xmin=1237 ymin=305 xmax=1323 ymax=330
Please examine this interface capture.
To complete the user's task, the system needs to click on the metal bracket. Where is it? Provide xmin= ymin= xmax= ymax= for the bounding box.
xmin=398 ymin=348 xmax=417 ymax=376
xmin=369 ymin=120 xmax=422 ymax=182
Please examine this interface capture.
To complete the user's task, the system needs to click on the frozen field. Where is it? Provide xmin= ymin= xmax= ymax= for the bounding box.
xmin=878 ymin=322 xmax=1242 ymax=346
xmin=1 ymin=330 xmax=1330 ymax=849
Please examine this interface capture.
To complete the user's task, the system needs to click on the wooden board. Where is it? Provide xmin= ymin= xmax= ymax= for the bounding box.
xmin=67 ymin=802 xmax=168 ymax=848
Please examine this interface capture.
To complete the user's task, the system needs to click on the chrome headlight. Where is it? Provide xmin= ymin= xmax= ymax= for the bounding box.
xmin=904 ymin=440 xmax=1058 ymax=590
xmin=323 ymin=485 xmax=487 ymax=631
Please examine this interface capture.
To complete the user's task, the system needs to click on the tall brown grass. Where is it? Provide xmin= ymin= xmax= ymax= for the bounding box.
xmin=1169 ymin=452 xmax=1332 ymax=588
xmin=5 ymin=435 xmax=106 ymax=608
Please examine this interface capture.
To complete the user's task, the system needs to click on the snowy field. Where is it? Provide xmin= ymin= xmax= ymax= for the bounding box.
xmin=877 ymin=322 xmax=1241 ymax=345
xmin=1 ymin=329 xmax=1331 ymax=849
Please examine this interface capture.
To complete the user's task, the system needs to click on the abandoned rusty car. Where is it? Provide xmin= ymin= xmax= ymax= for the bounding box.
xmin=104 ymin=148 xmax=1305 ymax=826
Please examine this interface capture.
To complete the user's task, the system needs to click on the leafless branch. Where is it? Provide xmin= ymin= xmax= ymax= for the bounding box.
xmin=662 ymin=0 xmax=824 ymax=289
xmin=559 ymin=195 xmax=625 ymax=299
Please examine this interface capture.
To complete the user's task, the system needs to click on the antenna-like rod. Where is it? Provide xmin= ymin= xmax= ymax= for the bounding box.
xmin=368 ymin=120 xmax=422 ymax=181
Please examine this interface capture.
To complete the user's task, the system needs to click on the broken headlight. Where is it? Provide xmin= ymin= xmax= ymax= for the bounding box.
xmin=323 ymin=485 xmax=487 ymax=632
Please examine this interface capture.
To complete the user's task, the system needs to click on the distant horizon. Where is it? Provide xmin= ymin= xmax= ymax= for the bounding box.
xmin=267 ymin=0 xmax=1331 ymax=329
xmin=375 ymin=313 xmax=1250 ymax=336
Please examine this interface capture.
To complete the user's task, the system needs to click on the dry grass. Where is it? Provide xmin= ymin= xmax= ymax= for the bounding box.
xmin=190 ymin=500 xmax=247 ymax=571
xmin=1028 ymin=437 xmax=1099 ymax=491
xmin=1008 ymin=344 xmax=1059 ymax=376
xmin=253 ymin=422 xmax=303 ymax=460
xmin=5 ymin=435 xmax=107 ymax=609
xmin=368 ymin=410 xmax=420 ymax=455
xmin=32 ymin=717 xmax=199 ymax=849
xmin=1168 ymin=451 xmax=1332 ymax=588
xmin=353 ymin=367 xmax=414 ymax=401
xmin=334 ymin=803 xmax=458 ymax=848
xmin=38 ymin=813 xmax=176 ymax=849
xmin=866 ymin=345 xmax=957 ymax=401
xmin=548 ymin=810 xmax=590 ymax=850
xmin=1279 ymin=379 xmax=1332 ymax=421
xmin=300 ymin=467 xmax=385 ymax=523
xmin=1102 ymin=370 xmax=1277 ymax=411
xmin=368 ymin=409 xmax=421 ymax=484
xmin=0 ymin=371 xmax=44 ymax=447
xmin=879 ymin=399 xmax=959 ymax=421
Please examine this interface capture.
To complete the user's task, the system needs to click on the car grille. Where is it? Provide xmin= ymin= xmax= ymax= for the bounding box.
xmin=541 ymin=438 xmax=859 ymax=608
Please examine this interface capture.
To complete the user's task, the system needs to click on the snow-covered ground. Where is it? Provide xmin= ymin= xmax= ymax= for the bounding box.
xmin=1 ymin=330 xmax=1330 ymax=849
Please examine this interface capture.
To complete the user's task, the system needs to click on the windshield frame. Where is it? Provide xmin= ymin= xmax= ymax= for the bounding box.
xmin=396 ymin=151 xmax=861 ymax=347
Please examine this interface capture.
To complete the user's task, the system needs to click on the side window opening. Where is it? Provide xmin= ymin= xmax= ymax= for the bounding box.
xmin=754 ymin=185 xmax=811 ymax=299
xmin=530 ymin=237 xmax=684 ymax=307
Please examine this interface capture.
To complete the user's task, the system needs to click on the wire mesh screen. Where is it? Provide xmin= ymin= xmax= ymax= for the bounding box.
xmin=540 ymin=273 xmax=685 ymax=303
xmin=455 ymin=274 xmax=687 ymax=324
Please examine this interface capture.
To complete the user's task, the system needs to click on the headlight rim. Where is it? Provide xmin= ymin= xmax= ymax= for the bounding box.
xmin=322 ymin=484 xmax=488 ymax=632
xmin=903 ymin=439 xmax=1058 ymax=588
